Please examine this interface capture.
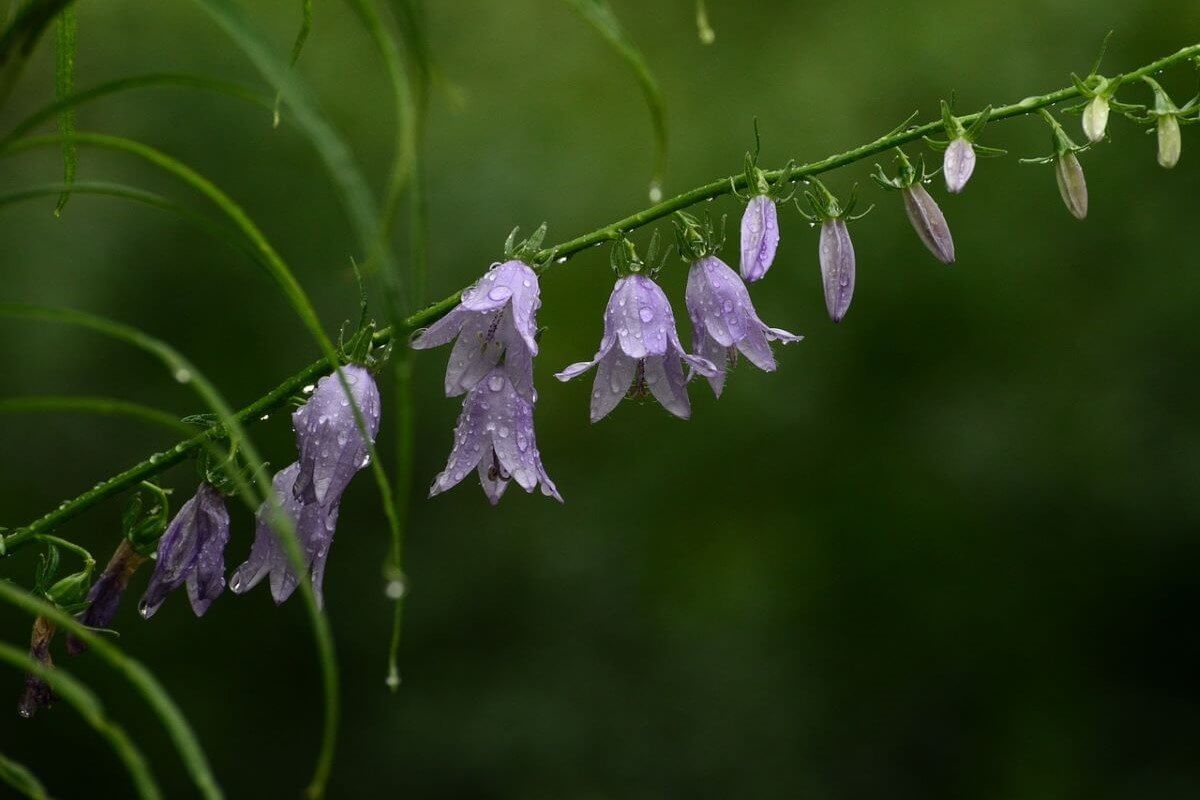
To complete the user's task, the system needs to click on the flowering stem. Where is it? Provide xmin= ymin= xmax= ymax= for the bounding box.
xmin=5 ymin=39 xmax=1199 ymax=554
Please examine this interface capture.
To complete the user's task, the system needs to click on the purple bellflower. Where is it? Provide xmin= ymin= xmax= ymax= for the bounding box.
xmin=233 ymin=362 xmax=381 ymax=606
xmin=292 ymin=364 xmax=382 ymax=506
xmin=673 ymin=212 xmax=801 ymax=397
xmin=66 ymin=539 xmax=147 ymax=655
xmin=556 ymin=244 xmax=717 ymax=421
xmin=798 ymin=179 xmax=870 ymax=324
xmin=138 ymin=482 xmax=231 ymax=619
xmin=411 ymin=249 xmax=544 ymax=401
xmin=230 ymin=463 xmax=341 ymax=606
xmin=430 ymin=366 xmax=562 ymax=505
xmin=685 ymin=255 xmax=802 ymax=396
xmin=872 ymin=150 xmax=955 ymax=265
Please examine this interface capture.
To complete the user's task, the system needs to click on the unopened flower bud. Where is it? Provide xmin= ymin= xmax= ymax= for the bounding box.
xmin=943 ymin=138 xmax=976 ymax=194
xmin=1054 ymin=151 xmax=1089 ymax=220
xmin=1082 ymin=95 xmax=1110 ymax=143
xmin=1157 ymin=114 xmax=1181 ymax=169
xmin=17 ymin=617 xmax=56 ymax=718
xmin=819 ymin=219 xmax=856 ymax=323
xmin=901 ymin=183 xmax=955 ymax=265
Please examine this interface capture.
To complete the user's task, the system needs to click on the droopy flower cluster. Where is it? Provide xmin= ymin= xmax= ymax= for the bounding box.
xmin=414 ymin=227 xmax=562 ymax=504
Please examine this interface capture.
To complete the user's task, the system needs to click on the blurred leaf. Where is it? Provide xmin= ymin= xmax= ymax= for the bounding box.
xmin=272 ymin=0 xmax=314 ymax=128
xmin=0 ymin=751 xmax=52 ymax=800
xmin=563 ymin=0 xmax=668 ymax=200
xmin=52 ymin=5 xmax=75 ymax=216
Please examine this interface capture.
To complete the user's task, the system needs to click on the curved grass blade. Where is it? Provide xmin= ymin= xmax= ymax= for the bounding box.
xmin=563 ymin=0 xmax=668 ymax=200
xmin=0 ymin=750 xmax=52 ymax=800
xmin=3 ymin=73 xmax=273 ymax=145
xmin=187 ymin=0 xmax=405 ymax=308
xmin=0 ymin=181 xmax=264 ymax=269
xmin=52 ymin=5 xmax=76 ymax=216
xmin=273 ymin=0 xmax=314 ymax=128
xmin=0 ymin=0 xmax=74 ymax=109
xmin=0 ymin=395 xmax=194 ymax=435
xmin=0 ymin=637 xmax=160 ymax=799
xmin=695 ymin=0 xmax=715 ymax=45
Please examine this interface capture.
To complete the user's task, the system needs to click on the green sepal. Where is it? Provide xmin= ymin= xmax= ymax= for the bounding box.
xmin=672 ymin=211 xmax=725 ymax=262
xmin=123 ymin=481 xmax=172 ymax=556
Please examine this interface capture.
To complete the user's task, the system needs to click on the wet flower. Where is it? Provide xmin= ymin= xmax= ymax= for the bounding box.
xmin=1082 ymin=95 xmax=1110 ymax=143
xmin=819 ymin=220 xmax=856 ymax=322
xmin=138 ymin=483 xmax=230 ymax=619
xmin=292 ymin=364 xmax=381 ymax=507
xmin=17 ymin=617 xmax=56 ymax=718
xmin=411 ymin=260 xmax=542 ymax=400
xmin=429 ymin=367 xmax=562 ymax=504
xmin=685 ymin=255 xmax=802 ymax=396
xmin=230 ymin=463 xmax=341 ymax=606
xmin=66 ymin=540 xmax=147 ymax=655
xmin=901 ymin=183 xmax=955 ymax=265
xmin=1054 ymin=151 xmax=1088 ymax=220
xmin=739 ymin=194 xmax=780 ymax=282
xmin=556 ymin=273 xmax=717 ymax=421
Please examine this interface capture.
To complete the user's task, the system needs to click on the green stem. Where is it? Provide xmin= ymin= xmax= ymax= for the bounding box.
xmin=5 ymin=38 xmax=1199 ymax=558
xmin=0 ymin=749 xmax=52 ymax=800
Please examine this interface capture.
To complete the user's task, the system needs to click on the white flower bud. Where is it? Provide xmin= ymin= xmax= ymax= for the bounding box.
xmin=1082 ymin=95 xmax=1110 ymax=143
xmin=1157 ymin=114 xmax=1181 ymax=169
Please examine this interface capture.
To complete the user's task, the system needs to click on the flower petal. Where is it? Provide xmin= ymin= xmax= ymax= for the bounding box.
xmin=819 ymin=219 xmax=856 ymax=323
xmin=293 ymin=365 xmax=381 ymax=507
xmin=591 ymin=348 xmax=637 ymax=422
xmin=644 ymin=353 xmax=691 ymax=419
xmin=410 ymin=306 xmax=469 ymax=350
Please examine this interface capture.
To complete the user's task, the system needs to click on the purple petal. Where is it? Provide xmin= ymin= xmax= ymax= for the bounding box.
xmin=644 ymin=353 xmax=691 ymax=419
xmin=611 ymin=275 xmax=673 ymax=358
xmin=902 ymin=183 xmax=956 ymax=265
xmin=591 ymin=347 xmax=637 ymax=422
xmin=819 ymin=219 xmax=856 ymax=323
xmin=67 ymin=540 xmax=147 ymax=654
xmin=445 ymin=310 xmax=504 ymax=397
xmin=410 ymin=306 xmax=469 ymax=350
xmin=292 ymin=365 xmax=381 ymax=507
xmin=943 ymin=138 xmax=976 ymax=194
xmin=476 ymin=458 xmax=510 ymax=506
xmin=691 ymin=326 xmax=728 ymax=398
xmin=739 ymin=195 xmax=780 ymax=282
xmin=429 ymin=386 xmax=493 ymax=497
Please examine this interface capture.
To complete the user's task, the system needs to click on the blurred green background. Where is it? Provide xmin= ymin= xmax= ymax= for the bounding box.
xmin=1 ymin=1 xmax=1199 ymax=797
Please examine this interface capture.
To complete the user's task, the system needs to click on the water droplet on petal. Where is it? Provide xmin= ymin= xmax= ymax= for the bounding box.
xmin=488 ymin=286 xmax=512 ymax=302
xmin=638 ymin=307 xmax=654 ymax=323
xmin=488 ymin=374 xmax=505 ymax=392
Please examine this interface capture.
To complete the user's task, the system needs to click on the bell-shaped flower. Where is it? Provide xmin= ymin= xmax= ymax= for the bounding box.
xmin=66 ymin=540 xmax=147 ymax=655
xmin=556 ymin=272 xmax=717 ymax=421
xmin=230 ymin=463 xmax=341 ymax=607
xmin=739 ymin=194 xmax=780 ymax=282
xmin=928 ymin=102 xmax=1002 ymax=195
xmin=411 ymin=259 xmax=542 ymax=400
xmin=292 ymin=364 xmax=381 ymax=507
xmin=685 ymin=255 xmax=801 ymax=397
xmin=430 ymin=367 xmax=562 ymax=505
xmin=138 ymin=483 xmax=231 ymax=619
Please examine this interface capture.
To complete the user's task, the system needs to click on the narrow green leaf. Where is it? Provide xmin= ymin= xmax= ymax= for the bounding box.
xmin=273 ymin=0 xmax=314 ymax=128
xmin=563 ymin=0 xmax=668 ymax=200
xmin=0 ymin=395 xmax=195 ymax=435
xmin=0 ymin=750 xmax=52 ymax=800
xmin=0 ymin=637 xmax=160 ymax=800
xmin=52 ymin=5 xmax=76 ymax=216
